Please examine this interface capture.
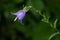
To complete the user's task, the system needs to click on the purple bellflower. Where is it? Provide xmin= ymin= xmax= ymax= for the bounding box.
xmin=13 ymin=10 xmax=26 ymax=24
xmin=12 ymin=6 xmax=32 ymax=25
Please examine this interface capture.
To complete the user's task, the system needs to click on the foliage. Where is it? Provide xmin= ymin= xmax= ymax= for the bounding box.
xmin=0 ymin=0 xmax=60 ymax=40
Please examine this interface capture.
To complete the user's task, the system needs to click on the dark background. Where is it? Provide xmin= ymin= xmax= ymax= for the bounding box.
xmin=0 ymin=0 xmax=60 ymax=40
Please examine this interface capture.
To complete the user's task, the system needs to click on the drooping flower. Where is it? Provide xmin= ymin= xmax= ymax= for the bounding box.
xmin=13 ymin=10 xmax=26 ymax=21
xmin=13 ymin=10 xmax=26 ymax=24
xmin=12 ymin=6 xmax=32 ymax=25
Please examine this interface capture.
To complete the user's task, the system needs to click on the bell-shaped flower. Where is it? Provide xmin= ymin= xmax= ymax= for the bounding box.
xmin=13 ymin=10 xmax=26 ymax=24
xmin=12 ymin=6 xmax=32 ymax=25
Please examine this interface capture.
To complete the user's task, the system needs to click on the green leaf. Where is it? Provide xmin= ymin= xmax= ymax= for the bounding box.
xmin=33 ymin=21 xmax=56 ymax=40
xmin=48 ymin=32 xmax=60 ymax=40
xmin=53 ymin=19 xmax=58 ymax=29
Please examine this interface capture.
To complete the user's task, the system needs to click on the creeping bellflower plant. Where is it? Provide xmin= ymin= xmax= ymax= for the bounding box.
xmin=12 ymin=6 xmax=32 ymax=25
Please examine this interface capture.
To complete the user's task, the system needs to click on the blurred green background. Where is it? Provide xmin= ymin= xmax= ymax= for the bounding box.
xmin=0 ymin=0 xmax=60 ymax=40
